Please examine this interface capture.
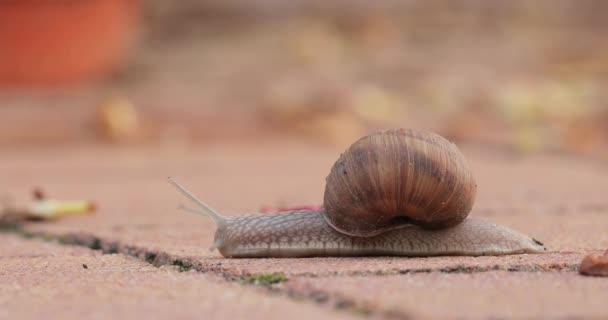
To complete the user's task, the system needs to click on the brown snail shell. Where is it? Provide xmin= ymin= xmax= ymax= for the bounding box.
xmin=323 ymin=128 xmax=477 ymax=237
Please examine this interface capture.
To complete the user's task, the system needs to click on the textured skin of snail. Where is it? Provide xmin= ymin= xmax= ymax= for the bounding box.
xmin=213 ymin=210 xmax=545 ymax=258
xmin=169 ymin=179 xmax=546 ymax=258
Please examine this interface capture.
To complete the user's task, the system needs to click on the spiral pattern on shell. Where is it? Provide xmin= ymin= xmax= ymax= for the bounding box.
xmin=323 ymin=128 xmax=477 ymax=237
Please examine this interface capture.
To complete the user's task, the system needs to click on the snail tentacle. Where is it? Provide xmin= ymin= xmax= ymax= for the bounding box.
xmin=169 ymin=177 xmax=227 ymax=228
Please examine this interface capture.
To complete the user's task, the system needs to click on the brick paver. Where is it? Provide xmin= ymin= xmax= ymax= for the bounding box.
xmin=284 ymin=272 xmax=608 ymax=319
xmin=2 ymin=145 xmax=607 ymax=318
xmin=0 ymin=234 xmax=352 ymax=320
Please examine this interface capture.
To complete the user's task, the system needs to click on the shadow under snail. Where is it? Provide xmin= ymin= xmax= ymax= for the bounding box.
xmin=170 ymin=128 xmax=546 ymax=258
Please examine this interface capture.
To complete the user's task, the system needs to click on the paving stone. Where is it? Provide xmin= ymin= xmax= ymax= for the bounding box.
xmin=0 ymin=234 xmax=352 ymax=320
xmin=2 ymin=145 xmax=607 ymax=318
xmin=282 ymin=271 xmax=608 ymax=319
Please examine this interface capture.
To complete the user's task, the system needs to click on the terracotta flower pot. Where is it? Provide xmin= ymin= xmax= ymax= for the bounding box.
xmin=0 ymin=0 xmax=141 ymax=86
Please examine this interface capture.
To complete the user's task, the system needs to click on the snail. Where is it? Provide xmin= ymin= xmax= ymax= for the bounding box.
xmin=170 ymin=128 xmax=546 ymax=258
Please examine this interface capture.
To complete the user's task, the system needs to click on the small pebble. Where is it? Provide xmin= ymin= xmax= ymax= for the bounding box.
xmin=578 ymin=250 xmax=608 ymax=277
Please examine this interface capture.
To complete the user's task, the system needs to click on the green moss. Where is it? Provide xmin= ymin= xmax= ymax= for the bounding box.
xmin=172 ymin=260 xmax=193 ymax=272
xmin=0 ymin=223 xmax=23 ymax=235
xmin=240 ymin=272 xmax=287 ymax=286
xmin=145 ymin=252 xmax=157 ymax=264
xmin=0 ymin=223 xmax=61 ymax=243
xmin=105 ymin=243 xmax=119 ymax=254
xmin=89 ymin=239 xmax=102 ymax=250
xmin=352 ymin=307 xmax=372 ymax=317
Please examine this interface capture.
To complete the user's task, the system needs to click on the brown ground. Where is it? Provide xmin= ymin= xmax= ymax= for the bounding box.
xmin=1 ymin=144 xmax=607 ymax=319
xmin=0 ymin=233 xmax=352 ymax=320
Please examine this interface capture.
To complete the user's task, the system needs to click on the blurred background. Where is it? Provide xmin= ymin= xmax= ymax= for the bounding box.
xmin=1 ymin=0 xmax=607 ymax=158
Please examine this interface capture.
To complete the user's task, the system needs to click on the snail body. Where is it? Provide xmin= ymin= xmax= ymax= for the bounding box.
xmin=170 ymin=128 xmax=546 ymax=258
xmin=211 ymin=210 xmax=543 ymax=258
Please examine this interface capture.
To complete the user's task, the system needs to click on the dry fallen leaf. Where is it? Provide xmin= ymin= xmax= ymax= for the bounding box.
xmin=286 ymin=20 xmax=346 ymax=66
xmin=260 ymin=83 xmax=366 ymax=144
xmin=352 ymin=85 xmax=405 ymax=125
xmin=97 ymin=96 xmax=141 ymax=142
xmin=579 ymin=250 xmax=608 ymax=277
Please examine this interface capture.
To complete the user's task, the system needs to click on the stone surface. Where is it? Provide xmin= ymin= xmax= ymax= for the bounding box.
xmin=10 ymin=146 xmax=608 ymax=261
xmin=283 ymin=272 xmax=608 ymax=319
xmin=0 ymin=234 xmax=351 ymax=320
xmin=2 ymin=145 xmax=608 ymax=319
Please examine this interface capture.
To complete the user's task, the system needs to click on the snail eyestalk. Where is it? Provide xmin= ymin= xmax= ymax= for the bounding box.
xmin=168 ymin=177 xmax=226 ymax=227
xmin=177 ymin=204 xmax=209 ymax=216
